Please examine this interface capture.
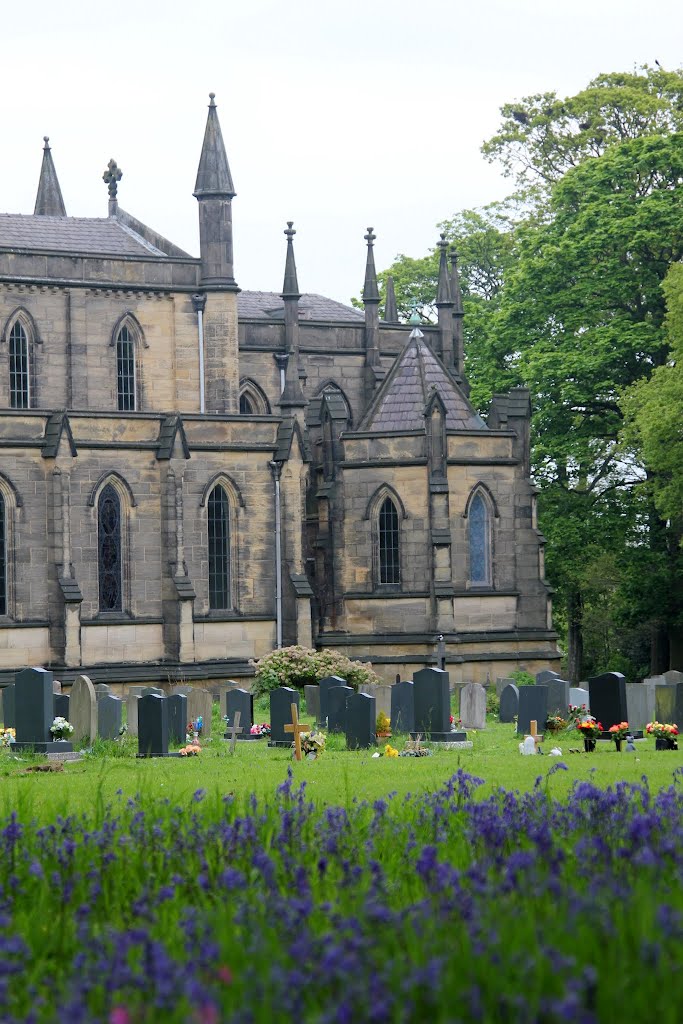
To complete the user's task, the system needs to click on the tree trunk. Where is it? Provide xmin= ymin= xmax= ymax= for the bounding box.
xmin=567 ymin=588 xmax=584 ymax=683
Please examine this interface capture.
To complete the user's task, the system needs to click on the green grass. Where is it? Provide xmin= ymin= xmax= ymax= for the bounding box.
xmin=1 ymin=706 xmax=680 ymax=817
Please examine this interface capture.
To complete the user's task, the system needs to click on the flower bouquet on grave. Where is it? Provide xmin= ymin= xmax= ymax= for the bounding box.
xmin=50 ymin=717 xmax=74 ymax=741
xmin=646 ymin=721 xmax=679 ymax=749
xmin=376 ymin=711 xmax=391 ymax=738
xmin=250 ymin=723 xmax=271 ymax=737
xmin=186 ymin=717 xmax=203 ymax=742
xmin=0 ymin=728 xmax=15 ymax=748
xmin=609 ymin=721 xmax=629 ymax=748
xmin=300 ymin=729 xmax=326 ymax=760
xmin=576 ymin=717 xmax=603 ymax=751
xmin=545 ymin=713 xmax=568 ymax=734
xmin=567 ymin=703 xmax=588 ymax=725
xmin=179 ymin=743 xmax=201 ymax=756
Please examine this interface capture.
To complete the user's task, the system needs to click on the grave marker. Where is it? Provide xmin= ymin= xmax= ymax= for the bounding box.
xmin=54 ymin=693 xmax=70 ymax=720
xmin=626 ymin=683 xmax=655 ymax=731
xmin=460 ymin=682 xmax=486 ymax=730
xmin=70 ymin=675 xmax=97 ymax=746
xmin=269 ymin=687 xmax=300 ymax=746
xmin=98 ymin=694 xmax=123 ymax=740
xmin=536 ymin=669 xmax=560 ymax=685
xmin=227 ymin=710 xmax=243 ymax=753
xmin=167 ymin=693 xmax=188 ymax=745
xmin=285 ymin=703 xmax=310 ymax=761
xmin=499 ymin=683 xmax=519 ymax=723
xmin=327 ymin=685 xmax=353 ymax=733
xmin=517 ymin=685 xmax=549 ymax=735
xmin=346 ymin=692 xmax=376 ymax=749
xmin=2 ymin=684 xmax=15 ymax=728
xmin=318 ymin=676 xmax=347 ymax=727
xmin=390 ymin=680 xmax=415 ymax=733
xmin=547 ymin=678 xmax=570 ymax=715
xmin=303 ymin=685 xmax=320 ymax=723
xmin=412 ymin=667 xmax=463 ymax=741
xmin=125 ymin=686 xmax=146 ymax=738
xmin=569 ymin=687 xmax=590 ymax=711
xmin=13 ymin=667 xmax=72 ymax=753
xmin=137 ymin=694 xmax=178 ymax=757
xmin=655 ymin=682 xmax=683 ymax=727
xmin=587 ymin=672 xmax=627 ymax=731
xmin=224 ymin=689 xmax=254 ymax=739
xmin=187 ymin=687 xmax=213 ymax=739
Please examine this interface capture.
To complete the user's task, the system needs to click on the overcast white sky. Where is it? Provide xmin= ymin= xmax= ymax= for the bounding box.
xmin=2 ymin=0 xmax=682 ymax=303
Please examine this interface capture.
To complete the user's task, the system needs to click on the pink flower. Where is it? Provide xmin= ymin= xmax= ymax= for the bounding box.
xmin=217 ymin=965 xmax=233 ymax=985
xmin=195 ymin=1005 xmax=219 ymax=1024
xmin=110 ymin=1009 xmax=131 ymax=1024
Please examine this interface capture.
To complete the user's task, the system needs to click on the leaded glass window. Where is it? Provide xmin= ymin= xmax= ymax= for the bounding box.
xmin=469 ymin=492 xmax=490 ymax=585
xmin=378 ymin=497 xmax=400 ymax=585
xmin=208 ymin=485 xmax=230 ymax=610
xmin=0 ymin=493 xmax=6 ymax=615
xmin=239 ymin=393 xmax=254 ymax=415
xmin=116 ymin=326 xmax=136 ymax=411
xmin=9 ymin=321 xmax=30 ymax=409
xmin=98 ymin=484 xmax=122 ymax=611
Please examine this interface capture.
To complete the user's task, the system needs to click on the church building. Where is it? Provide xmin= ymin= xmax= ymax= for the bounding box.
xmin=0 ymin=96 xmax=559 ymax=687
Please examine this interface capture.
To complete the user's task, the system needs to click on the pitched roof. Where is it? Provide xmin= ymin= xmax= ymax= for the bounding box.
xmin=0 ymin=213 xmax=186 ymax=258
xmin=358 ymin=330 xmax=487 ymax=432
xmin=237 ymin=291 xmax=363 ymax=322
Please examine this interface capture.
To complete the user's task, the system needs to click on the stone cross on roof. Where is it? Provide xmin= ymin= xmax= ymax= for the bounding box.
xmin=103 ymin=159 xmax=123 ymax=199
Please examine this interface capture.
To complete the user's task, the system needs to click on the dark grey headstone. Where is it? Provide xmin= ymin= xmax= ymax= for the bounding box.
xmin=655 ymin=683 xmax=683 ymax=726
xmin=547 ymin=678 xmax=570 ymax=715
xmin=95 ymin=684 xmax=112 ymax=701
xmin=138 ymin=694 xmax=169 ymax=756
xmin=15 ymin=667 xmax=53 ymax=743
xmin=318 ymin=676 xmax=347 ymax=727
xmin=303 ymin=685 xmax=320 ymax=722
xmin=98 ymin=694 xmax=123 ymax=740
xmin=626 ymin=683 xmax=655 ymax=730
xmin=224 ymin=689 xmax=253 ymax=735
xmin=346 ymin=692 xmax=376 ymax=749
xmin=141 ymin=686 xmax=165 ymax=697
xmin=499 ymin=683 xmax=519 ymax=723
xmin=54 ymin=693 xmax=70 ymax=720
xmin=587 ymin=672 xmax=627 ymax=730
xmin=270 ymin=687 xmax=300 ymax=744
xmin=328 ymin=685 xmax=353 ymax=733
xmin=390 ymin=680 xmax=414 ymax=733
xmin=495 ymin=677 xmax=515 ymax=698
xmin=536 ymin=670 xmax=560 ymax=685
xmin=2 ymin=684 xmax=16 ymax=728
xmin=413 ymin=667 xmax=451 ymax=738
xmin=167 ymin=693 xmax=188 ymax=744
xmin=517 ymin=685 xmax=549 ymax=734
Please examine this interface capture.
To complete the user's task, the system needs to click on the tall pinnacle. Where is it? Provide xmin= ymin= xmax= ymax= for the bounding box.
xmin=384 ymin=275 xmax=398 ymax=322
xmin=281 ymin=222 xmax=301 ymax=299
xmin=362 ymin=227 xmax=380 ymax=303
xmin=194 ymin=93 xmax=235 ymax=198
xmin=34 ymin=137 xmax=66 ymax=217
xmin=436 ymin=234 xmax=453 ymax=305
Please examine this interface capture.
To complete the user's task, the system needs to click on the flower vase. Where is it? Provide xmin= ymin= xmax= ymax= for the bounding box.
xmin=655 ymin=738 xmax=678 ymax=751
xmin=614 ymin=739 xmax=622 ymax=753
xmin=584 ymin=738 xmax=596 ymax=753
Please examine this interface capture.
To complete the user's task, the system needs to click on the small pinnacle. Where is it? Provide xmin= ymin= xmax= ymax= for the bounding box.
xmin=285 ymin=221 xmax=296 ymax=238
xmin=209 ymin=92 xmax=216 ymax=105
xmin=43 ymin=136 xmax=50 ymax=147
xmin=364 ymin=227 xmax=376 ymax=245
xmin=437 ymin=233 xmax=448 ymax=251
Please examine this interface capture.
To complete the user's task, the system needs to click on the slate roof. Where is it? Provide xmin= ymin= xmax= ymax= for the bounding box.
xmin=237 ymin=291 xmax=363 ymax=322
xmin=358 ymin=330 xmax=488 ymax=433
xmin=0 ymin=213 xmax=173 ymax=258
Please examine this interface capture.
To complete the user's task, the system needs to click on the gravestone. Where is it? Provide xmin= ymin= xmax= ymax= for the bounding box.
xmin=390 ymin=680 xmax=414 ymax=733
xmin=328 ymin=685 xmax=353 ymax=733
xmin=137 ymin=694 xmax=174 ymax=757
xmin=141 ymin=686 xmax=165 ymax=697
xmin=318 ymin=676 xmax=347 ymax=727
xmin=125 ymin=686 xmax=147 ymax=738
xmin=412 ymin=667 xmax=459 ymax=741
xmin=547 ymin=678 xmax=570 ymax=715
xmin=98 ymin=694 xmax=123 ymax=740
xmin=587 ymin=672 xmax=627 ymax=731
xmin=171 ymin=685 xmax=194 ymax=697
xmin=94 ymin=684 xmax=112 ymax=700
xmin=167 ymin=693 xmax=188 ymax=745
xmin=346 ymin=692 xmax=376 ymax=749
xmin=187 ymin=687 xmax=213 ymax=739
xmin=269 ymin=687 xmax=300 ymax=746
xmin=303 ymin=685 xmax=320 ymax=723
xmin=663 ymin=670 xmax=683 ymax=686
xmin=536 ymin=669 xmax=560 ymax=685
xmin=655 ymin=682 xmax=683 ymax=727
xmin=495 ymin=677 xmax=515 ymax=698
xmin=626 ymin=683 xmax=656 ymax=731
xmin=2 ymin=684 xmax=16 ymax=728
xmin=499 ymin=683 xmax=519 ymax=723
xmin=14 ymin=667 xmax=72 ymax=752
xmin=517 ymin=685 xmax=549 ymax=735
xmin=460 ymin=682 xmax=486 ymax=730
xmin=68 ymin=674 xmax=97 ymax=746
xmin=52 ymin=679 xmax=62 ymax=694
xmin=54 ymin=693 xmax=70 ymax=720
xmin=569 ymin=687 xmax=590 ymax=711
xmin=358 ymin=683 xmax=392 ymax=720
xmin=224 ymin=689 xmax=253 ymax=738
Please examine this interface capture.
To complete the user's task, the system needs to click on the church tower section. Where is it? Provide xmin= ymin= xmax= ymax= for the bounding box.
xmin=319 ymin=322 xmax=557 ymax=683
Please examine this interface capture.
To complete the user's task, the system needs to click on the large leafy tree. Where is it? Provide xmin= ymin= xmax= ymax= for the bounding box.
xmin=497 ymin=133 xmax=683 ymax=678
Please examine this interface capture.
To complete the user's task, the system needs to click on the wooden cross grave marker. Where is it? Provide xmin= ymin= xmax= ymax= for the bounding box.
xmin=530 ymin=719 xmax=544 ymax=749
xmin=284 ymin=703 xmax=310 ymax=762
xmin=228 ymin=710 xmax=242 ymax=754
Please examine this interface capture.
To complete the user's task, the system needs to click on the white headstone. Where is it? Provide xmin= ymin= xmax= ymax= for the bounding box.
xmin=460 ymin=682 xmax=486 ymax=730
xmin=70 ymin=674 xmax=97 ymax=745
xmin=187 ymin=688 xmax=213 ymax=739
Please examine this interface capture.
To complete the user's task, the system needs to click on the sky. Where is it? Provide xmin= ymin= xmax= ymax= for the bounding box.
xmin=2 ymin=0 xmax=682 ymax=304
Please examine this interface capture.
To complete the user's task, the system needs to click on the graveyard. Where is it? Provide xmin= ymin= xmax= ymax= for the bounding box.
xmin=1 ymin=665 xmax=683 ymax=1020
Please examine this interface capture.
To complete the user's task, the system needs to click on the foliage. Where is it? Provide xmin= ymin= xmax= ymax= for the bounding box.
xmin=545 ymin=714 xmax=567 ymax=732
xmin=485 ymin=689 xmax=500 ymax=716
xmin=1 ymin=768 xmax=683 ymax=1021
xmin=250 ymin=645 xmax=381 ymax=698
xmin=511 ymin=669 xmax=535 ymax=686
xmin=376 ymin=711 xmax=391 ymax=734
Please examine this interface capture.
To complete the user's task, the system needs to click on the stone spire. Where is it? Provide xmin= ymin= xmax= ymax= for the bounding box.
xmin=362 ymin=228 xmax=382 ymax=406
xmin=362 ymin=227 xmax=380 ymax=303
xmin=34 ymin=137 xmax=66 ymax=217
xmin=279 ymin=222 xmax=306 ymax=409
xmin=450 ymin=248 xmax=466 ymax=388
xmin=194 ymin=94 xmax=237 ymax=288
xmin=435 ymin=234 xmax=454 ymax=362
xmin=384 ymin=275 xmax=398 ymax=323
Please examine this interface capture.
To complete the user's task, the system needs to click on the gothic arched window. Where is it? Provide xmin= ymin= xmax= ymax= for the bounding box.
xmin=208 ymin=484 xmax=231 ymax=610
xmin=378 ymin=496 xmax=400 ymax=585
xmin=239 ymin=393 xmax=254 ymax=415
xmin=98 ymin=483 xmax=122 ymax=611
xmin=116 ymin=325 xmax=137 ymax=411
xmin=9 ymin=320 xmax=31 ymax=409
xmin=238 ymin=379 xmax=270 ymax=416
xmin=0 ymin=492 xmax=6 ymax=616
xmin=469 ymin=491 xmax=491 ymax=585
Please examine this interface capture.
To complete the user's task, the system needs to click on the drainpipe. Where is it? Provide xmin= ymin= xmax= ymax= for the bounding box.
xmin=270 ymin=460 xmax=283 ymax=648
xmin=192 ymin=293 xmax=207 ymax=413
